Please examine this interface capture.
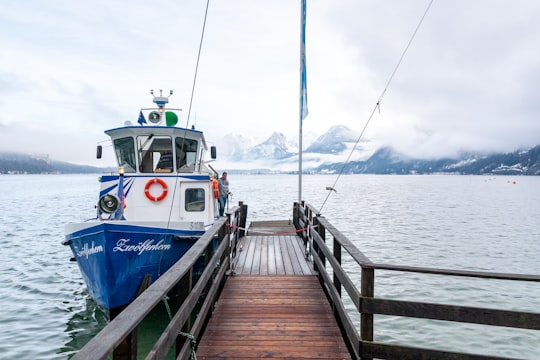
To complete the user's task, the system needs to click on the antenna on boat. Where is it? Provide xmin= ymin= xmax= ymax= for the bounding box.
xmin=151 ymin=89 xmax=173 ymax=113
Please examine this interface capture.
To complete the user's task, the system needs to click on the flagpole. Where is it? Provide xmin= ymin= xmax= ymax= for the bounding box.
xmin=299 ymin=0 xmax=308 ymax=203
xmin=299 ymin=114 xmax=303 ymax=203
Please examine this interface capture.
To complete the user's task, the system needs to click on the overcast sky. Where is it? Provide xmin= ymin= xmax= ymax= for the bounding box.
xmin=2 ymin=0 xmax=540 ymax=166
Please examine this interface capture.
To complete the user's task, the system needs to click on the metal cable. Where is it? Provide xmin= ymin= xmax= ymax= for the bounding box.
xmin=186 ymin=0 xmax=211 ymax=127
xmin=318 ymin=0 xmax=434 ymax=214
xmin=166 ymin=0 xmax=212 ymax=228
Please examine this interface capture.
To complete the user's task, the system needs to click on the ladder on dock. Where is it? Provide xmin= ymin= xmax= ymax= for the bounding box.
xmin=197 ymin=221 xmax=351 ymax=359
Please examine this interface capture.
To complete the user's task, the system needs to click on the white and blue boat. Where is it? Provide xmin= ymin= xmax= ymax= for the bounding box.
xmin=64 ymin=90 xmax=222 ymax=311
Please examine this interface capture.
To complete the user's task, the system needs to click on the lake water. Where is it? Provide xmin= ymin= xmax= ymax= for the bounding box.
xmin=0 ymin=174 xmax=538 ymax=359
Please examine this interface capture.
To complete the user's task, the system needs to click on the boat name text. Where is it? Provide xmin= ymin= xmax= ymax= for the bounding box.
xmin=114 ymin=239 xmax=172 ymax=255
xmin=77 ymin=241 xmax=104 ymax=258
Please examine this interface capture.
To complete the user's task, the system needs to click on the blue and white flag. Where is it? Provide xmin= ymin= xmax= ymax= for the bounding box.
xmin=137 ymin=110 xmax=146 ymax=125
xmin=300 ymin=0 xmax=308 ymax=123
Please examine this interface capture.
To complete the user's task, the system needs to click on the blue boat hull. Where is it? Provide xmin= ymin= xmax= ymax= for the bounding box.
xmin=65 ymin=222 xmax=203 ymax=310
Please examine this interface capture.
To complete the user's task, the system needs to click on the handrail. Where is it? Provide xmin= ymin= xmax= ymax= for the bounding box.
xmin=73 ymin=203 xmax=247 ymax=360
xmin=293 ymin=201 xmax=540 ymax=360
xmin=368 ymin=262 xmax=540 ymax=282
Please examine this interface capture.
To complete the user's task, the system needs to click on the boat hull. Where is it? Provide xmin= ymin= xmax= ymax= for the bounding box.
xmin=65 ymin=221 xmax=204 ymax=310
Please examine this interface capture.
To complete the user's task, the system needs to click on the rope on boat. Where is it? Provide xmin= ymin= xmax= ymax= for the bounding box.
xmin=162 ymin=295 xmax=198 ymax=359
xmin=162 ymin=295 xmax=172 ymax=320
xmin=179 ymin=331 xmax=198 ymax=360
xmin=318 ymin=0 xmax=434 ymax=214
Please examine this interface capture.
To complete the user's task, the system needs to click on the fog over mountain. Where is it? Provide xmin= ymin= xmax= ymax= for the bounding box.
xmin=305 ymin=125 xmax=360 ymax=154
xmin=2 ymin=125 xmax=539 ymax=175
xmin=214 ymin=125 xmax=540 ymax=175
xmin=214 ymin=125 xmax=379 ymax=171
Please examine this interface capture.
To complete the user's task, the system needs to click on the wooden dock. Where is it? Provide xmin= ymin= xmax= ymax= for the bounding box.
xmin=72 ymin=203 xmax=540 ymax=360
xmin=196 ymin=221 xmax=351 ymax=359
xmin=234 ymin=220 xmax=313 ymax=275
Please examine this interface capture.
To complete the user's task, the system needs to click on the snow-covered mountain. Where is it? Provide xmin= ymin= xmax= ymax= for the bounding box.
xmin=4 ymin=128 xmax=539 ymax=175
xmin=215 ymin=132 xmax=256 ymax=161
xmin=212 ymin=124 xmax=540 ymax=175
xmin=315 ymin=146 xmax=540 ymax=175
xmin=244 ymin=132 xmax=297 ymax=161
xmin=305 ymin=125 xmax=359 ymax=154
xmin=213 ymin=125 xmax=377 ymax=171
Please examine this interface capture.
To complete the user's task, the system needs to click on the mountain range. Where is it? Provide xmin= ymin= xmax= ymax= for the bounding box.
xmin=2 ymin=125 xmax=539 ymax=175
xmin=0 ymin=152 xmax=110 ymax=174
xmin=216 ymin=125 xmax=540 ymax=175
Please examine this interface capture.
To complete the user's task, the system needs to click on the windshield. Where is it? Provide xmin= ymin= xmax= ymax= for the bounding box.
xmin=138 ymin=135 xmax=173 ymax=173
xmin=175 ymin=137 xmax=198 ymax=171
xmin=113 ymin=137 xmax=136 ymax=172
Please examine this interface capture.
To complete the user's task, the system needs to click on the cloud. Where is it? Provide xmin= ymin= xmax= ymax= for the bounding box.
xmin=1 ymin=0 xmax=539 ymax=165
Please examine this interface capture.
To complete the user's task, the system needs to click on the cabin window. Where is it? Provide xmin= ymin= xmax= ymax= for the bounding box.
xmin=175 ymin=138 xmax=198 ymax=171
xmin=113 ymin=137 xmax=136 ymax=173
xmin=137 ymin=135 xmax=173 ymax=173
xmin=185 ymin=188 xmax=205 ymax=212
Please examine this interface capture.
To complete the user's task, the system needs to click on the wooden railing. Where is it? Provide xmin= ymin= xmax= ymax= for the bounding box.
xmin=293 ymin=201 xmax=540 ymax=360
xmin=72 ymin=203 xmax=247 ymax=360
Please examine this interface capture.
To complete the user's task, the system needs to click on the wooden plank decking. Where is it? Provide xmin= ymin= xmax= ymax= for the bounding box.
xmin=246 ymin=220 xmax=297 ymax=236
xmin=197 ymin=221 xmax=351 ymax=359
xmin=233 ymin=234 xmax=314 ymax=276
xmin=196 ymin=276 xmax=351 ymax=359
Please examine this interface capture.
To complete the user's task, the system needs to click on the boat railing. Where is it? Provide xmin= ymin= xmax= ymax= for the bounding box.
xmin=293 ymin=201 xmax=540 ymax=360
xmin=72 ymin=202 xmax=248 ymax=360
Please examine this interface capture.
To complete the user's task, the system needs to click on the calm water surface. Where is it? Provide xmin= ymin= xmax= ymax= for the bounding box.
xmin=0 ymin=174 xmax=538 ymax=359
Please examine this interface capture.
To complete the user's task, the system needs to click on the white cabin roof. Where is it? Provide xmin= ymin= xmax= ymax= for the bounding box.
xmin=105 ymin=126 xmax=208 ymax=150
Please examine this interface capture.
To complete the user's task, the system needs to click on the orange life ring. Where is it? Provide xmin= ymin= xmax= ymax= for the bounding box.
xmin=144 ymin=178 xmax=168 ymax=202
xmin=211 ymin=178 xmax=219 ymax=198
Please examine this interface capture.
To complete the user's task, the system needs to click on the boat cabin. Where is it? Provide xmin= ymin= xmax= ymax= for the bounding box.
xmin=103 ymin=126 xmax=215 ymax=174
xmin=93 ymin=124 xmax=219 ymax=224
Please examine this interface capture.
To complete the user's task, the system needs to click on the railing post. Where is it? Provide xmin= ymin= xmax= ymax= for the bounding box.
xmin=360 ymin=265 xmax=374 ymax=360
xmin=301 ymin=201 xmax=307 ymax=243
xmin=238 ymin=201 xmax=247 ymax=238
xmin=226 ymin=210 xmax=235 ymax=272
xmin=293 ymin=202 xmax=308 ymax=245
xmin=333 ymin=235 xmax=342 ymax=298
xmin=312 ymin=215 xmax=325 ymax=274
xmin=110 ymin=305 xmax=137 ymax=359
xmin=223 ymin=219 xmax=232 ymax=270
xmin=304 ymin=201 xmax=310 ymax=234
xmin=293 ymin=202 xmax=299 ymax=230
xmin=219 ymin=215 xmax=227 ymax=244
xmin=111 ymin=323 xmax=137 ymax=360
